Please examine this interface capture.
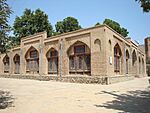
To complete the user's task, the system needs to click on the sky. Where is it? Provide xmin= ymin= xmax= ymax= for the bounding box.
xmin=7 ymin=0 xmax=150 ymax=44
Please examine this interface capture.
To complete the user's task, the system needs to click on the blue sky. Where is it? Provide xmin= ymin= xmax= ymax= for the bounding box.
xmin=7 ymin=0 xmax=150 ymax=44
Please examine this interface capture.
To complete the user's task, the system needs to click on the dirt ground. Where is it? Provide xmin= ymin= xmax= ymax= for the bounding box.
xmin=0 ymin=77 xmax=149 ymax=113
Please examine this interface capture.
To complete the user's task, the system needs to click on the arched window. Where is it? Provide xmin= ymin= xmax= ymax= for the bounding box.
xmin=132 ymin=50 xmax=137 ymax=66
xmin=68 ymin=41 xmax=90 ymax=74
xmin=126 ymin=50 xmax=130 ymax=74
xmin=3 ymin=55 xmax=9 ymax=73
xmin=114 ymin=44 xmax=122 ymax=73
xmin=25 ymin=46 xmax=39 ymax=74
xmin=13 ymin=54 xmax=20 ymax=74
xmin=46 ymin=48 xmax=58 ymax=74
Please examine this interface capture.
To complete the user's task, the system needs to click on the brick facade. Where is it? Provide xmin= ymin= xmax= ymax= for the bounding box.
xmin=0 ymin=25 xmax=147 ymax=81
xmin=145 ymin=37 xmax=150 ymax=75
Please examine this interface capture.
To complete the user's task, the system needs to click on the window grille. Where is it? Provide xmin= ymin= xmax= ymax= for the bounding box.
xmin=114 ymin=44 xmax=121 ymax=72
xmin=47 ymin=49 xmax=58 ymax=74
xmin=69 ymin=45 xmax=90 ymax=74
xmin=26 ymin=49 xmax=39 ymax=74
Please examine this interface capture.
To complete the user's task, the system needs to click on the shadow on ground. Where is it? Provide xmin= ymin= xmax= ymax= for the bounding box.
xmin=94 ymin=86 xmax=150 ymax=113
xmin=0 ymin=90 xmax=14 ymax=109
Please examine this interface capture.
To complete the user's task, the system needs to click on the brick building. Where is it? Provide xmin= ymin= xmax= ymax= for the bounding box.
xmin=145 ymin=37 xmax=150 ymax=75
xmin=0 ymin=25 xmax=147 ymax=84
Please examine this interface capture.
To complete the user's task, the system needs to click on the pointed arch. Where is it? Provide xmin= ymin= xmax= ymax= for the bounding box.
xmin=67 ymin=41 xmax=91 ymax=74
xmin=25 ymin=46 xmax=39 ymax=74
xmin=46 ymin=48 xmax=58 ymax=58
xmin=3 ymin=54 xmax=9 ymax=63
xmin=3 ymin=54 xmax=10 ymax=73
xmin=126 ymin=50 xmax=130 ymax=74
xmin=131 ymin=50 xmax=138 ymax=75
xmin=132 ymin=50 xmax=137 ymax=66
xmin=13 ymin=54 xmax=20 ymax=74
xmin=114 ymin=43 xmax=122 ymax=73
xmin=25 ymin=46 xmax=39 ymax=59
xmin=46 ymin=48 xmax=58 ymax=74
xmin=67 ymin=41 xmax=90 ymax=55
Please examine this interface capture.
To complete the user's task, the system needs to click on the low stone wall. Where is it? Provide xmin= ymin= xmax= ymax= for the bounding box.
xmin=0 ymin=74 xmax=108 ymax=84
xmin=107 ymin=75 xmax=134 ymax=84
xmin=57 ymin=76 xmax=108 ymax=84
xmin=0 ymin=74 xmax=134 ymax=85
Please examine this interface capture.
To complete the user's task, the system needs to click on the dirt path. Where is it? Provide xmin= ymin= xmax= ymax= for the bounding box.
xmin=0 ymin=77 xmax=149 ymax=113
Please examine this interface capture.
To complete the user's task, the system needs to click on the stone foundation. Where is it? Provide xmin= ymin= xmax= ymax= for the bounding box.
xmin=107 ymin=75 xmax=134 ymax=84
xmin=0 ymin=74 xmax=134 ymax=85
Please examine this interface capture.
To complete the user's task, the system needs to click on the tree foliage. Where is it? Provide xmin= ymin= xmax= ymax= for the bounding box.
xmin=55 ymin=17 xmax=81 ymax=34
xmin=103 ymin=19 xmax=129 ymax=37
xmin=0 ymin=0 xmax=12 ymax=53
xmin=13 ymin=8 xmax=53 ymax=43
xmin=95 ymin=22 xmax=101 ymax=26
xmin=136 ymin=0 xmax=150 ymax=12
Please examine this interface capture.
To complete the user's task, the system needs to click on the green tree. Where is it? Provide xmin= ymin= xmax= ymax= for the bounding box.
xmin=136 ymin=0 xmax=150 ymax=12
xmin=8 ymin=36 xmax=20 ymax=48
xmin=95 ymin=22 xmax=101 ymax=26
xmin=13 ymin=8 xmax=53 ymax=43
xmin=0 ymin=0 xmax=12 ymax=53
xmin=55 ymin=17 xmax=81 ymax=34
xmin=103 ymin=19 xmax=129 ymax=37
xmin=55 ymin=21 xmax=64 ymax=34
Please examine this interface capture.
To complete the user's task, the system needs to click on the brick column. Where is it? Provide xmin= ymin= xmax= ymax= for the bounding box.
xmin=39 ymin=44 xmax=43 ymax=75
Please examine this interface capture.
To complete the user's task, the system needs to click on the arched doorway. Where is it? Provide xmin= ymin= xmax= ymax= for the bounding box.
xmin=68 ymin=41 xmax=91 ymax=74
xmin=3 ymin=55 xmax=9 ymax=73
xmin=126 ymin=50 xmax=130 ymax=74
xmin=46 ymin=48 xmax=58 ymax=74
xmin=14 ymin=54 xmax=20 ymax=74
xmin=114 ymin=43 xmax=122 ymax=74
xmin=25 ymin=46 xmax=39 ymax=74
